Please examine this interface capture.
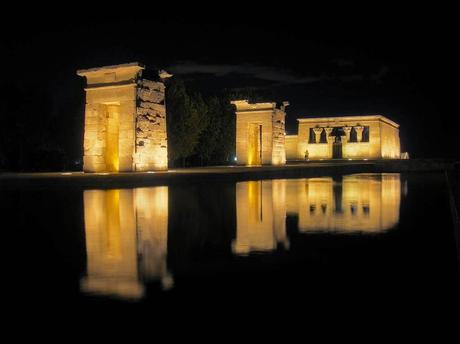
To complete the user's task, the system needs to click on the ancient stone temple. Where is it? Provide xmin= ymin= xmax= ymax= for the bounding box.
xmin=232 ymin=100 xmax=289 ymax=166
xmin=285 ymin=115 xmax=401 ymax=160
xmin=77 ymin=62 xmax=171 ymax=172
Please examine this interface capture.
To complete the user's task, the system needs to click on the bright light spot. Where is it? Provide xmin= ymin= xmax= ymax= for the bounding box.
xmin=168 ymin=170 xmax=177 ymax=172
xmin=146 ymin=171 xmax=155 ymax=174
xmin=234 ymin=157 xmax=238 ymax=161
xmin=61 ymin=172 xmax=72 ymax=176
xmin=364 ymin=158 xmax=368 ymax=161
xmin=348 ymin=158 xmax=353 ymax=161
xmin=284 ymin=132 xmax=286 ymax=135
xmin=97 ymin=172 xmax=110 ymax=175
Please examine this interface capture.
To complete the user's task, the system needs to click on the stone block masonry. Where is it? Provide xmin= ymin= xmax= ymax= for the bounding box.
xmin=77 ymin=63 xmax=171 ymax=172
xmin=231 ymin=100 xmax=288 ymax=166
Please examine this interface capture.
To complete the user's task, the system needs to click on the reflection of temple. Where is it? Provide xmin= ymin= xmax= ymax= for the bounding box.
xmin=80 ymin=174 xmax=402 ymax=296
xmin=234 ymin=174 xmax=401 ymax=254
xmin=286 ymin=174 xmax=401 ymax=233
xmin=233 ymin=180 xmax=289 ymax=255
xmin=80 ymin=187 xmax=171 ymax=300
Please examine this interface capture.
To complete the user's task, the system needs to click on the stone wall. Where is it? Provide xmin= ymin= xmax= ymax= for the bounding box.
xmin=235 ymin=111 xmax=274 ymax=165
xmin=82 ymin=85 xmax=137 ymax=172
xmin=271 ymin=109 xmax=286 ymax=165
xmin=291 ymin=115 xmax=401 ymax=160
xmin=134 ymin=80 xmax=168 ymax=171
xmin=285 ymin=135 xmax=298 ymax=160
xmin=232 ymin=100 xmax=288 ymax=166
xmin=380 ymin=122 xmax=401 ymax=159
xmin=78 ymin=63 xmax=169 ymax=172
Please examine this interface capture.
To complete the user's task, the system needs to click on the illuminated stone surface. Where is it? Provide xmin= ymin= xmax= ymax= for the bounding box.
xmin=77 ymin=63 xmax=171 ymax=172
xmin=231 ymin=100 xmax=288 ymax=166
xmin=80 ymin=186 xmax=170 ymax=300
xmin=287 ymin=115 xmax=401 ymax=160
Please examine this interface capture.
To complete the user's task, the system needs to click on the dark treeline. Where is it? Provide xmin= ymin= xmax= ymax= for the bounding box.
xmin=0 ymin=83 xmax=84 ymax=172
xmin=166 ymin=78 xmax=263 ymax=167
xmin=0 ymin=77 xmax=261 ymax=171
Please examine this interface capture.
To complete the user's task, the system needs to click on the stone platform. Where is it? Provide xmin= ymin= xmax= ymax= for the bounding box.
xmin=0 ymin=159 xmax=453 ymax=190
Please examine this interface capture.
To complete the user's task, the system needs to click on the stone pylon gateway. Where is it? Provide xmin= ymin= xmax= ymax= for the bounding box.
xmin=231 ymin=100 xmax=289 ymax=166
xmin=77 ymin=62 xmax=172 ymax=172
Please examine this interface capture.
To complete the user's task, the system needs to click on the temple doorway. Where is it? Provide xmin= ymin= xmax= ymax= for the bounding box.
xmin=248 ymin=123 xmax=262 ymax=165
xmin=333 ymin=136 xmax=342 ymax=159
xmin=104 ymin=104 xmax=120 ymax=172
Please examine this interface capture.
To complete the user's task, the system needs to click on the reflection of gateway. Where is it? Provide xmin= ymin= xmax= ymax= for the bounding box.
xmin=233 ymin=180 xmax=289 ymax=255
xmin=80 ymin=187 xmax=171 ymax=300
xmin=234 ymin=174 xmax=401 ymax=255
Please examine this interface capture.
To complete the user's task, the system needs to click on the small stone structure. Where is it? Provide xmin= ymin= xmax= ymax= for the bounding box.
xmin=231 ymin=100 xmax=288 ymax=166
xmin=77 ymin=62 xmax=171 ymax=172
xmin=285 ymin=115 xmax=401 ymax=160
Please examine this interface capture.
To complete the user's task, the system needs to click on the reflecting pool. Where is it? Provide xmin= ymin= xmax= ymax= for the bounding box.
xmin=3 ymin=173 xmax=459 ymax=309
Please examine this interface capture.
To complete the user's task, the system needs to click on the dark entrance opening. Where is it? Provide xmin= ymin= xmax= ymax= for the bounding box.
xmin=333 ymin=136 xmax=342 ymax=159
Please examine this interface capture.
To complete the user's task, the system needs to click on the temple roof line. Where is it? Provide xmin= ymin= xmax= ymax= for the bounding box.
xmin=77 ymin=62 xmax=145 ymax=76
xmin=297 ymin=115 xmax=399 ymax=128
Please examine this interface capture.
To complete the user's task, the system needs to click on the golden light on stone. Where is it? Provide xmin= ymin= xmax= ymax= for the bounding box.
xmin=286 ymin=115 xmax=401 ymax=160
xmin=232 ymin=100 xmax=288 ymax=166
xmin=77 ymin=62 xmax=171 ymax=173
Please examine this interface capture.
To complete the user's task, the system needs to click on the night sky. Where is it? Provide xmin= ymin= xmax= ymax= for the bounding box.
xmin=1 ymin=6 xmax=456 ymax=161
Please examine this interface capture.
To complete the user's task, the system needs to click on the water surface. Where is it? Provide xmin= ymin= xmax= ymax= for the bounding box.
xmin=3 ymin=173 xmax=459 ymax=310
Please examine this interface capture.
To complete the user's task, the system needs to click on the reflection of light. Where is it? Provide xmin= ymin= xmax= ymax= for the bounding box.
xmin=234 ymin=174 xmax=401 ymax=254
xmin=81 ymin=186 xmax=171 ymax=300
xmin=234 ymin=180 xmax=288 ymax=255
xmin=364 ymin=158 xmax=368 ymax=161
xmin=285 ymin=174 xmax=401 ymax=233
xmin=234 ymin=156 xmax=238 ymax=161
xmin=146 ymin=171 xmax=155 ymax=174
xmin=97 ymin=172 xmax=110 ymax=175
xmin=348 ymin=158 xmax=353 ymax=160
xmin=61 ymin=172 xmax=72 ymax=175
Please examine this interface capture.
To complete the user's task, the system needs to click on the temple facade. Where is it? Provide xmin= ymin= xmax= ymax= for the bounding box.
xmin=232 ymin=100 xmax=289 ymax=166
xmin=77 ymin=62 xmax=171 ymax=172
xmin=286 ymin=115 xmax=400 ymax=160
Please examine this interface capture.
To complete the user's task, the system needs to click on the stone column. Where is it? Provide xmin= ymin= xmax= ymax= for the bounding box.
xmin=313 ymin=127 xmax=323 ymax=143
xmin=354 ymin=126 xmax=364 ymax=143
xmin=325 ymin=128 xmax=334 ymax=159
xmin=325 ymin=127 xmax=334 ymax=143
xmin=340 ymin=135 xmax=348 ymax=144
xmin=343 ymin=126 xmax=352 ymax=142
